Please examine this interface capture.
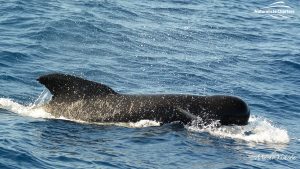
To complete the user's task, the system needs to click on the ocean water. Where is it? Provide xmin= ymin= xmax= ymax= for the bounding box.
xmin=0 ymin=0 xmax=299 ymax=168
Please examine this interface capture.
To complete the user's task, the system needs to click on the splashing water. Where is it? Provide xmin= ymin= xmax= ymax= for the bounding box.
xmin=33 ymin=89 xmax=52 ymax=106
xmin=0 ymin=98 xmax=53 ymax=118
xmin=187 ymin=115 xmax=290 ymax=144
xmin=128 ymin=120 xmax=161 ymax=128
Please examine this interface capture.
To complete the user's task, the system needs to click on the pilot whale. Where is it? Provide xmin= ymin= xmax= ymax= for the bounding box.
xmin=37 ymin=73 xmax=250 ymax=125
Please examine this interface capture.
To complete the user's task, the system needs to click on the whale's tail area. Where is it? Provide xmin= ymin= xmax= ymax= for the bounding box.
xmin=37 ymin=73 xmax=117 ymax=101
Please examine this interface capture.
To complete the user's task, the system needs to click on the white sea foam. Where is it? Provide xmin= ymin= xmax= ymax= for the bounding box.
xmin=128 ymin=120 xmax=161 ymax=128
xmin=0 ymin=98 xmax=53 ymax=118
xmin=187 ymin=115 xmax=290 ymax=144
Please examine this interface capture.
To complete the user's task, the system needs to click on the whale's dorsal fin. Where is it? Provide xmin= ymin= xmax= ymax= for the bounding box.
xmin=37 ymin=73 xmax=117 ymax=101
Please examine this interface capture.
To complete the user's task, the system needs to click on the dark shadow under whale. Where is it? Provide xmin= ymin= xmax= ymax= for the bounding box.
xmin=37 ymin=73 xmax=250 ymax=125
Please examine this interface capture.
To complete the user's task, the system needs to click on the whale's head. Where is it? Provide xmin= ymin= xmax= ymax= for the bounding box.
xmin=215 ymin=96 xmax=250 ymax=125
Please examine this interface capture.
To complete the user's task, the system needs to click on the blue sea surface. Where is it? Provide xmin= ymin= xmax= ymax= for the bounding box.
xmin=0 ymin=0 xmax=299 ymax=168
